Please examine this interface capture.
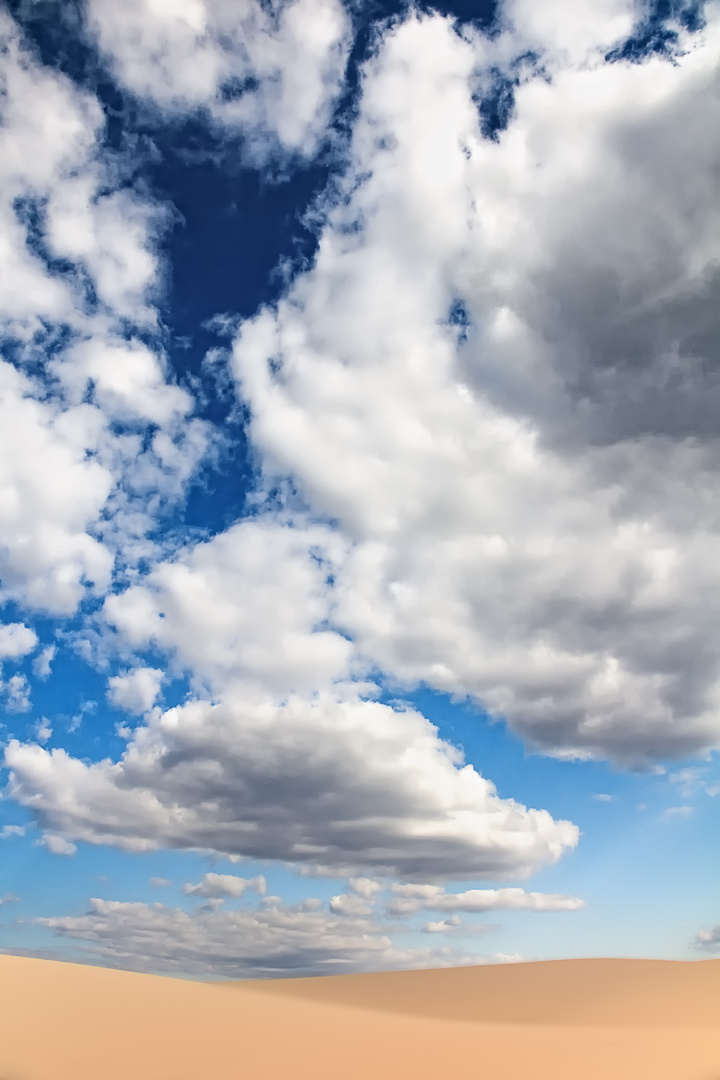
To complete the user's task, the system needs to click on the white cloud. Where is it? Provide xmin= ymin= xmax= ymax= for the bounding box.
xmin=386 ymin=884 xmax=585 ymax=917
xmin=103 ymin=518 xmax=353 ymax=697
xmin=39 ymin=834 xmax=77 ymax=856
xmin=329 ymin=892 xmax=374 ymax=917
xmin=0 ymin=623 xmax=37 ymax=660
xmin=423 ymin=915 xmax=462 ymax=933
xmin=592 ymin=793 xmax=613 ymax=802
xmin=348 ymin=877 xmax=382 ymax=899
xmin=36 ymin=895 xmax=497 ymax=978
xmin=35 ymin=719 xmax=52 ymax=745
xmin=85 ymin=0 xmax=351 ymax=163
xmin=2 ymin=674 xmax=31 ymax=714
xmin=0 ymin=825 xmax=25 ymax=838
xmin=4 ymin=688 xmax=578 ymax=879
xmin=107 ymin=667 xmax=164 ymax=715
xmin=231 ymin=6 xmax=720 ymax=766
xmin=0 ymin=10 xmax=211 ymax=614
xmin=660 ymin=805 xmax=695 ymax=821
xmin=32 ymin=646 xmax=56 ymax=680
xmin=0 ymin=361 xmax=113 ymax=614
xmin=183 ymin=873 xmax=267 ymax=899
xmin=499 ymin=0 xmax=635 ymax=63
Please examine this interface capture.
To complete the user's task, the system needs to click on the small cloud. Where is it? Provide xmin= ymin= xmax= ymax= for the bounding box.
xmin=0 ymin=825 xmax=25 ymax=839
xmin=4 ymin=674 xmax=31 ymax=713
xmin=0 ymin=623 xmax=37 ymax=661
xmin=35 ymin=718 xmax=52 ymax=744
xmin=661 ymin=805 xmax=694 ymax=821
xmin=423 ymin=915 xmax=462 ymax=933
xmin=349 ymin=877 xmax=382 ymax=899
xmin=107 ymin=668 xmax=164 ymax=715
xmin=32 ymin=645 xmax=56 ymax=680
xmin=330 ymin=892 xmax=373 ymax=916
xmin=387 ymin=885 xmax=585 ymax=917
xmin=68 ymin=700 xmax=96 ymax=733
xmin=150 ymin=877 xmax=172 ymax=888
xmin=592 ymin=793 xmax=613 ymax=802
xmin=183 ymin=873 xmax=266 ymax=899
xmin=39 ymin=834 xmax=77 ymax=856
xmin=0 ymin=894 xmax=20 ymax=906
xmin=695 ymin=926 xmax=720 ymax=951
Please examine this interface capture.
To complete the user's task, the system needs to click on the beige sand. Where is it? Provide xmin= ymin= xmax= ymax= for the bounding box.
xmin=0 ymin=954 xmax=718 ymax=1080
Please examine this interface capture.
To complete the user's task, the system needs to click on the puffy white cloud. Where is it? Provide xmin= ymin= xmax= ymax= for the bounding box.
xmin=32 ymin=646 xmax=56 ymax=680
xmin=2 ymin=674 xmax=31 ymax=714
xmin=36 ymin=895 xmax=496 ymax=977
xmin=348 ymin=877 xmax=382 ymax=899
xmin=0 ymin=10 xmax=212 ymax=613
xmin=103 ymin=518 xmax=353 ymax=697
xmin=0 ymin=623 xmax=37 ymax=660
xmin=231 ymin=6 xmax=720 ymax=765
xmin=0 ymin=825 xmax=25 ymax=838
xmin=329 ymin=892 xmax=374 ymax=916
xmin=85 ymin=0 xmax=351 ymax=163
xmin=499 ymin=0 xmax=635 ymax=63
xmin=107 ymin=667 xmax=164 ymax=715
xmin=183 ymin=872 xmax=267 ymax=898
xmin=34 ymin=719 xmax=52 ymax=745
xmin=4 ymin=688 xmax=578 ymax=879
xmin=0 ymin=361 xmax=113 ymax=614
xmin=40 ymin=834 xmax=77 ymax=856
xmin=423 ymin=915 xmax=462 ymax=933
xmin=58 ymin=339 xmax=192 ymax=427
xmin=386 ymin=884 xmax=586 ymax=917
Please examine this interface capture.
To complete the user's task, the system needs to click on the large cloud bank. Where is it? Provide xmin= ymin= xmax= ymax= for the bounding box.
xmin=234 ymin=2 xmax=720 ymax=765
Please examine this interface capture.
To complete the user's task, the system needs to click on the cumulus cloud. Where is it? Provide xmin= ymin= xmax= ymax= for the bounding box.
xmin=0 ymin=10 xmax=211 ymax=613
xmin=423 ymin=915 xmax=463 ymax=933
xmin=85 ymin=0 xmax=350 ymax=163
xmin=103 ymin=518 xmax=353 ymax=697
xmin=348 ymin=877 xmax=382 ymax=899
xmin=329 ymin=892 xmax=375 ymax=917
xmin=0 ymin=623 xmax=37 ymax=660
xmin=0 ymin=361 xmax=113 ymax=613
xmin=36 ymin=896 xmax=497 ymax=978
xmin=40 ymin=834 xmax=77 ymax=856
xmin=231 ymin=5 xmax=720 ymax=766
xmin=183 ymin=873 xmax=267 ymax=899
xmin=4 ymin=689 xmax=578 ymax=879
xmin=386 ymin=884 xmax=585 ymax=917
xmin=0 ymin=825 xmax=25 ymax=838
xmin=107 ymin=667 xmax=164 ymax=715
xmin=2 ymin=674 xmax=31 ymax=714
xmin=32 ymin=646 xmax=56 ymax=680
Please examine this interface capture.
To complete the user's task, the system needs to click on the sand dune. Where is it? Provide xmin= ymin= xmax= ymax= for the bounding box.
xmin=0 ymin=955 xmax=718 ymax=1080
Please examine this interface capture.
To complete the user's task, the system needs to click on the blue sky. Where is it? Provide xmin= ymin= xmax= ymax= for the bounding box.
xmin=0 ymin=0 xmax=719 ymax=979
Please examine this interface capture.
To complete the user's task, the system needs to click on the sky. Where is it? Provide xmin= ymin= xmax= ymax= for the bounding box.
xmin=0 ymin=0 xmax=719 ymax=980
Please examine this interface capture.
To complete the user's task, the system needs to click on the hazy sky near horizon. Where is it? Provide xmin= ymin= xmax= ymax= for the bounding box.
xmin=0 ymin=0 xmax=719 ymax=979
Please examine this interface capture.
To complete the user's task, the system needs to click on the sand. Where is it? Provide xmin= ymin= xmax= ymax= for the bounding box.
xmin=0 ymin=955 xmax=718 ymax=1080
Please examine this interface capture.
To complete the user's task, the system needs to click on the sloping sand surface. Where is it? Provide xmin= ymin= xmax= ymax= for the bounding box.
xmin=0 ymin=955 xmax=718 ymax=1080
